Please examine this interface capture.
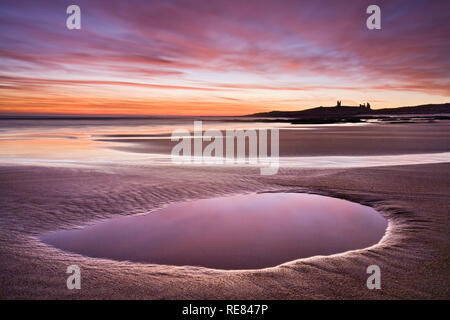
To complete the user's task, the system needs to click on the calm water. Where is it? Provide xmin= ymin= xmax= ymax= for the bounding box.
xmin=0 ymin=118 xmax=449 ymax=167
xmin=41 ymin=193 xmax=387 ymax=269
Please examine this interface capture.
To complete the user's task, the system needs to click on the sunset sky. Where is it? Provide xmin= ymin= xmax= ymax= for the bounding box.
xmin=0 ymin=0 xmax=449 ymax=115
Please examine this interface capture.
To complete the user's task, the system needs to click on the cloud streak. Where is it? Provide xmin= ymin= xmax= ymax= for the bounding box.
xmin=0 ymin=0 xmax=449 ymax=115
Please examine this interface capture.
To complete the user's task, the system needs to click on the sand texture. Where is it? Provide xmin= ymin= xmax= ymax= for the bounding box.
xmin=0 ymin=162 xmax=449 ymax=299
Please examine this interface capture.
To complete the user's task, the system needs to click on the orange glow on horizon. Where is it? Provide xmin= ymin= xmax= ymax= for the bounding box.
xmin=1 ymin=1 xmax=449 ymax=116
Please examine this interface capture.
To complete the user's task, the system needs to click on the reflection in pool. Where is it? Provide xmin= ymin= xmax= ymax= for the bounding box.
xmin=41 ymin=193 xmax=387 ymax=270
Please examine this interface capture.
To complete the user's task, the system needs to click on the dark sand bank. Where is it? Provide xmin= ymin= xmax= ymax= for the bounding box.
xmin=98 ymin=122 xmax=450 ymax=157
xmin=0 ymin=162 xmax=449 ymax=299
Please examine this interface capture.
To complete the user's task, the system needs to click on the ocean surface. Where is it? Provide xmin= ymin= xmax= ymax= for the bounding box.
xmin=0 ymin=117 xmax=449 ymax=168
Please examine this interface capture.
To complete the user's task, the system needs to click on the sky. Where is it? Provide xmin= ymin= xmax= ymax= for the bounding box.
xmin=0 ymin=0 xmax=449 ymax=115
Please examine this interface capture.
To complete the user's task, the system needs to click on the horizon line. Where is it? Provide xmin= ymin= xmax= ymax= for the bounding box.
xmin=1 ymin=102 xmax=449 ymax=118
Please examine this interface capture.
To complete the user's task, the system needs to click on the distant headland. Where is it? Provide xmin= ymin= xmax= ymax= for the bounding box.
xmin=245 ymin=102 xmax=450 ymax=124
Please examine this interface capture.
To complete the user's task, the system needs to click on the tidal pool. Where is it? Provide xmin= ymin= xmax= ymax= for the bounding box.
xmin=41 ymin=193 xmax=387 ymax=270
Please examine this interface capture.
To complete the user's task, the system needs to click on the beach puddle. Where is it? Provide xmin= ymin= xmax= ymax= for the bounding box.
xmin=41 ymin=193 xmax=387 ymax=270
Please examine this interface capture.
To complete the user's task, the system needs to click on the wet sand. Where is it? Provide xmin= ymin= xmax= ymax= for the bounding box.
xmin=98 ymin=122 xmax=450 ymax=157
xmin=0 ymin=162 xmax=449 ymax=299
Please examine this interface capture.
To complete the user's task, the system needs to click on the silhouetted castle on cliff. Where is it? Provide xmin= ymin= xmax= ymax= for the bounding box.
xmin=336 ymin=100 xmax=371 ymax=110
